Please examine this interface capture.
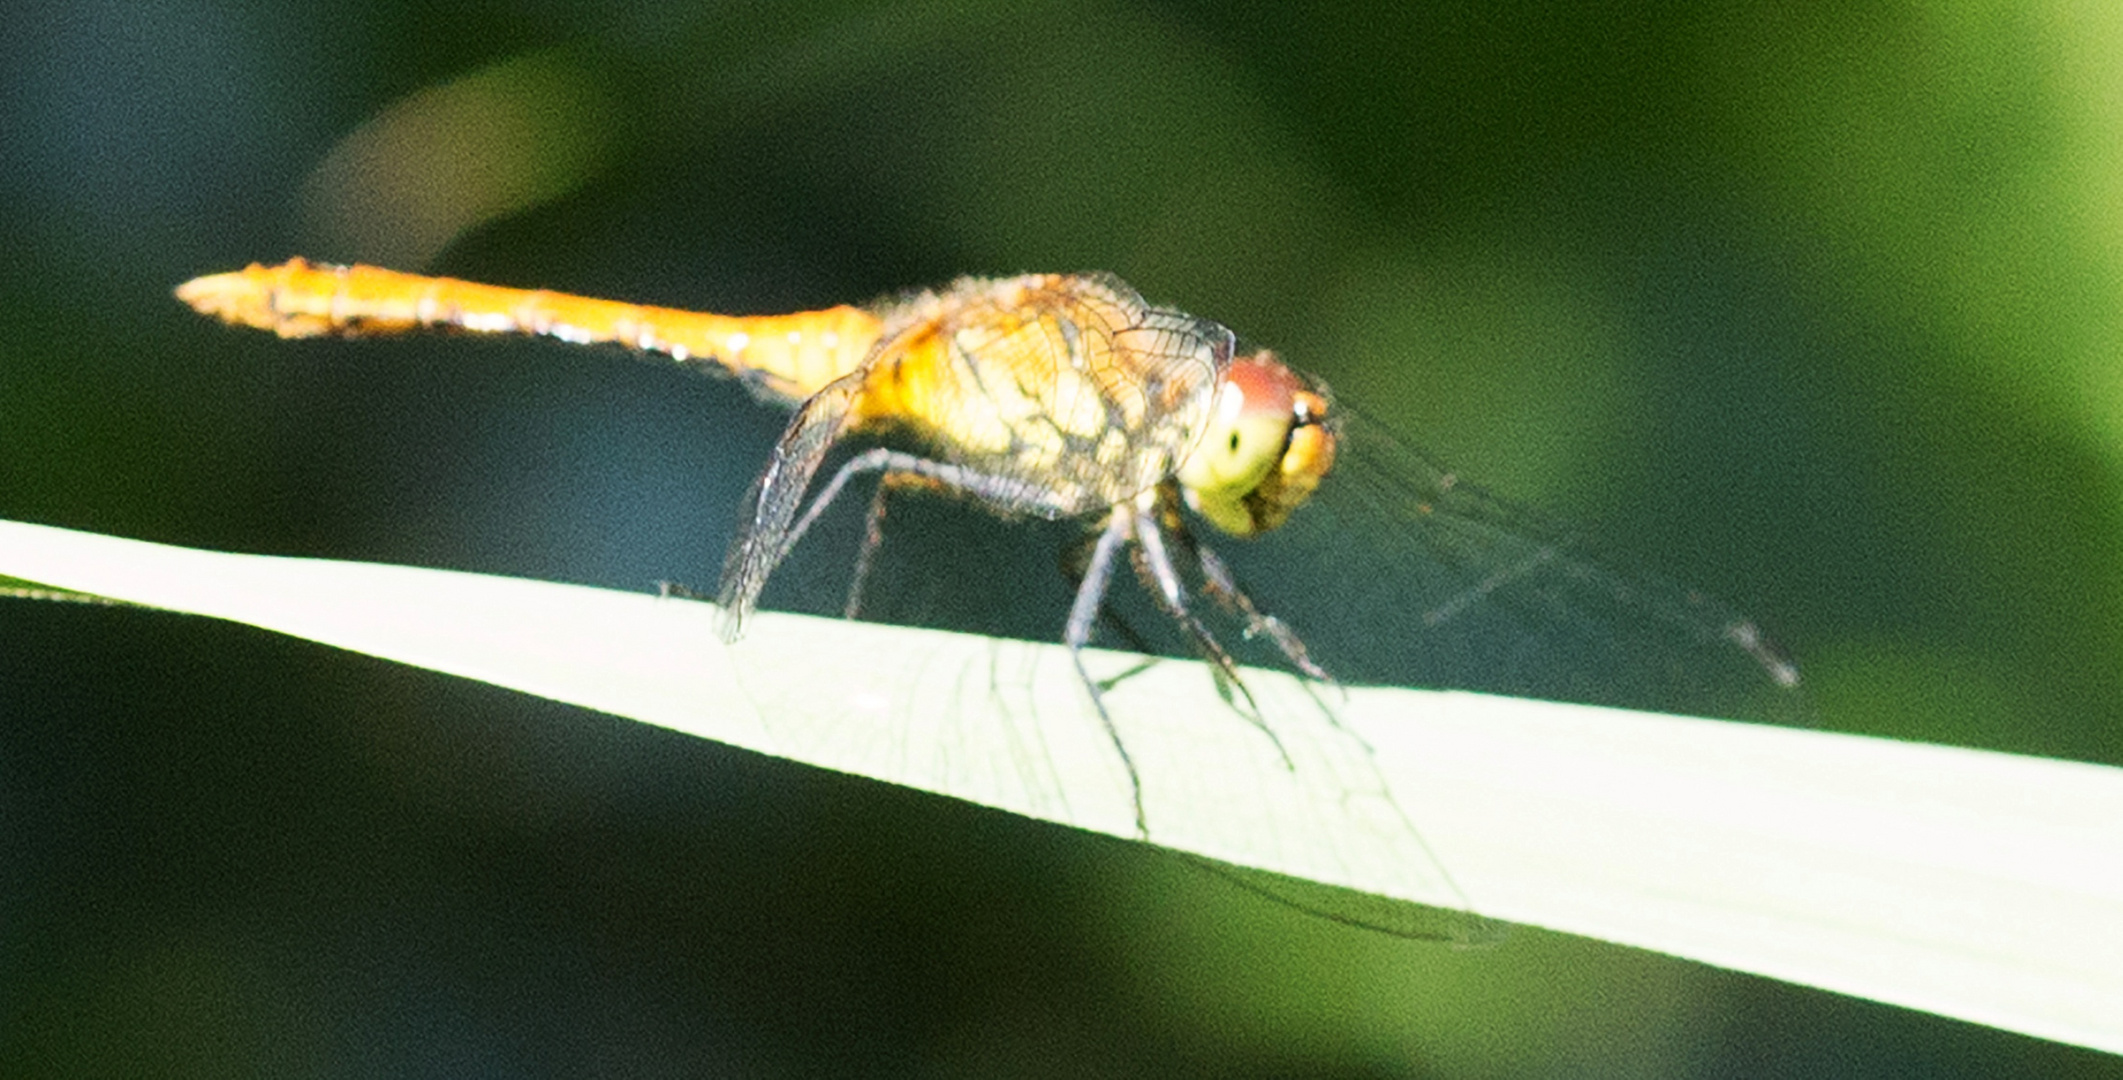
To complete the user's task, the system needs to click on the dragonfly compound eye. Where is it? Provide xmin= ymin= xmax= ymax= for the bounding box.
xmin=1177 ymin=351 xmax=1334 ymax=536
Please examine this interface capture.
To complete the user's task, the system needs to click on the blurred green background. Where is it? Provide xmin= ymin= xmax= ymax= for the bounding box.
xmin=5 ymin=0 xmax=2121 ymax=1075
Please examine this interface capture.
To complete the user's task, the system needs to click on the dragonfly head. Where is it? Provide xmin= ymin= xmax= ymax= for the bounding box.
xmin=1176 ymin=351 xmax=1338 ymax=537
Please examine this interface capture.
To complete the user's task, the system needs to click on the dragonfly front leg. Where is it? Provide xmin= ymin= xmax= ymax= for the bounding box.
xmin=1152 ymin=485 xmax=1336 ymax=688
xmin=1191 ymin=542 xmax=1335 ymax=686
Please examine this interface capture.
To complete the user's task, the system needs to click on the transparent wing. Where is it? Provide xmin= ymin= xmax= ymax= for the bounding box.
xmin=1203 ymin=407 xmax=1805 ymax=726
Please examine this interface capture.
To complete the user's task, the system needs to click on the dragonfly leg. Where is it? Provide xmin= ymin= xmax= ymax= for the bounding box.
xmin=1065 ymin=511 xmax=1149 ymax=838
xmin=780 ymin=446 xmax=900 ymax=559
xmin=1191 ymin=542 xmax=1336 ymax=687
xmin=752 ymin=441 xmax=903 ymax=620
xmin=1059 ymin=533 xmax=1166 ymax=661
xmin=1132 ymin=510 xmax=1294 ymax=770
xmin=776 ymin=446 xmax=1074 ymax=619
xmin=726 ymin=393 xmax=1087 ymax=633
xmin=786 ymin=447 xmax=1075 ymax=559
xmin=843 ymin=475 xmax=894 ymax=620
xmin=1147 ymin=483 xmax=1335 ymax=687
xmin=840 ymin=470 xmax=950 ymax=619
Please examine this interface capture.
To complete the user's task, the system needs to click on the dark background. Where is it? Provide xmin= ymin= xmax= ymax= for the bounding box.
xmin=6 ymin=0 xmax=2122 ymax=1075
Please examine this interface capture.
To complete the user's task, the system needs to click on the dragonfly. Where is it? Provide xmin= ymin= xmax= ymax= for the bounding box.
xmin=177 ymin=258 xmax=1801 ymax=847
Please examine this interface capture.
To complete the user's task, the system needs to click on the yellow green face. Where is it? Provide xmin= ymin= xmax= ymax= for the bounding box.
xmin=1175 ymin=352 xmax=1338 ymax=537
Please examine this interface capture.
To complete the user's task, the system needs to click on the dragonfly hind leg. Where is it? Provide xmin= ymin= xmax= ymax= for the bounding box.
xmin=843 ymin=475 xmax=895 ymax=620
xmin=727 ymin=409 xmax=1081 ymax=631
